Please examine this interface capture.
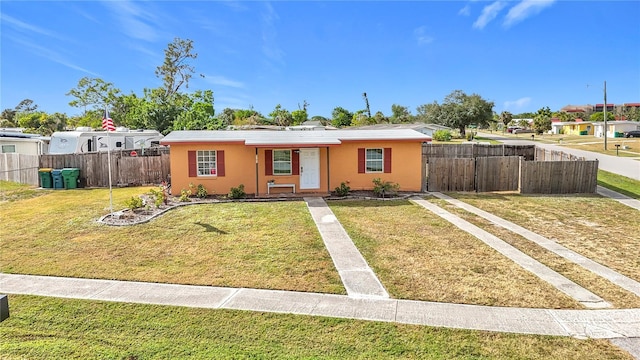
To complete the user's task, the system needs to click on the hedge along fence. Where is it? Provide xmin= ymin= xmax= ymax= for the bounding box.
xmin=39 ymin=150 xmax=170 ymax=188
xmin=423 ymin=144 xmax=598 ymax=194
xmin=0 ymin=153 xmax=40 ymax=186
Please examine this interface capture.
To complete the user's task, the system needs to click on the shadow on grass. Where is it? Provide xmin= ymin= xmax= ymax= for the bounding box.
xmin=194 ymin=221 xmax=227 ymax=234
xmin=327 ymin=199 xmax=412 ymax=208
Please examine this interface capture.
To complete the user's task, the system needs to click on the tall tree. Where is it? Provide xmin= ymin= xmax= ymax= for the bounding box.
xmin=331 ymin=106 xmax=353 ymax=128
xmin=390 ymin=104 xmax=412 ymax=123
xmin=269 ymin=104 xmax=293 ymax=126
xmin=173 ymin=90 xmax=220 ymax=130
xmin=362 ymin=92 xmax=371 ymax=118
xmin=415 ymin=102 xmax=442 ymax=124
xmin=532 ymin=106 xmax=552 ymax=134
xmin=499 ymin=111 xmax=513 ymax=131
xmin=589 ymin=111 xmax=615 ymax=122
xmin=418 ymin=90 xmax=494 ymax=136
xmin=155 ymin=37 xmax=199 ymax=102
xmin=66 ymin=77 xmax=121 ymax=115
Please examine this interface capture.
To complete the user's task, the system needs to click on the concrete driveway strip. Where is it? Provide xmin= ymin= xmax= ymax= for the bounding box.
xmin=305 ymin=197 xmax=389 ymax=299
xmin=430 ymin=192 xmax=640 ymax=298
xmin=597 ymin=185 xmax=640 ymax=211
xmin=410 ymin=197 xmax=611 ymax=309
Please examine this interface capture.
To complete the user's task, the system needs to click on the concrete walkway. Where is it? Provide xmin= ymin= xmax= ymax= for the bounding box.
xmin=305 ymin=197 xmax=389 ymax=299
xmin=410 ymin=197 xmax=611 ymax=309
xmin=597 ymin=185 xmax=640 ymax=211
xmin=2 ymin=273 xmax=639 ymax=340
xmin=429 ymin=192 xmax=640 ymax=297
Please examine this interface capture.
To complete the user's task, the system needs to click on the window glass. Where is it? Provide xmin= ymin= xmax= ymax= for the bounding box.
xmin=366 ymin=148 xmax=383 ymax=172
xmin=197 ymin=150 xmax=217 ymax=176
xmin=273 ymin=149 xmax=291 ymax=175
xmin=1 ymin=145 xmax=16 ymax=153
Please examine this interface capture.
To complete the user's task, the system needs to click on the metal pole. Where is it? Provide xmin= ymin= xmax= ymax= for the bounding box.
xmin=106 ymin=106 xmax=114 ymax=214
xmin=603 ymin=81 xmax=607 ymax=151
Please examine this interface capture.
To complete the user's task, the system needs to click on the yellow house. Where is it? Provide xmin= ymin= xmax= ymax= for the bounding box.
xmin=160 ymin=129 xmax=431 ymax=196
xmin=558 ymin=121 xmax=594 ymax=136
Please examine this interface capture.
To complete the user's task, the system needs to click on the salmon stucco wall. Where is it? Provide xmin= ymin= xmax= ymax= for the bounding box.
xmin=329 ymin=140 xmax=423 ymax=192
xmin=168 ymin=140 xmax=424 ymax=196
xmin=168 ymin=142 xmax=256 ymax=196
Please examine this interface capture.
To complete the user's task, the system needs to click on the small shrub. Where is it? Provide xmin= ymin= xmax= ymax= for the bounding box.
xmin=334 ymin=182 xmax=351 ymax=196
xmin=372 ymin=178 xmax=400 ymax=198
xmin=432 ymin=129 xmax=452 ymax=142
xmin=124 ymin=196 xmax=144 ymax=210
xmin=148 ymin=186 xmax=167 ymax=208
xmin=196 ymin=184 xmax=208 ymax=199
xmin=466 ymin=131 xmax=476 ymax=141
xmin=229 ymin=184 xmax=246 ymax=199
xmin=179 ymin=188 xmax=192 ymax=202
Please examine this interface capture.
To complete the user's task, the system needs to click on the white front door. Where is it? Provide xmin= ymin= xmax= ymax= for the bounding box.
xmin=299 ymin=148 xmax=320 ymax=189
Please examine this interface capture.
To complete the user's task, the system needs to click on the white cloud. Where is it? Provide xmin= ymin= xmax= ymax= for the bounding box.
xmin=504 ymin=97 xmax=532 ymax=110
xmin=9 ymin=36 xmax=99 ymax=76
xmin=458 ymin=5 xmax=471 ymax=16
xmin=102 ymin=0 xmax=161 ymax=42
xmin=1 ymin=13 xmax=64 ymax=39
xmin=504 ymin=0 xmax=556 ymax=28
xmin=473 ymin=1 xmax=507 ymax=30
xmin=261 ymin=2 xmax=284 ymax=64
xmin=414 ymin=26 xmax=434 ymax=45
xmin=202 ymin=75 xmax=245 ymax=89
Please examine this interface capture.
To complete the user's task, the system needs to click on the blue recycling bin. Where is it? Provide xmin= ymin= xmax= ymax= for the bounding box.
xmin=51 ymin=169 xmax=64 ymax=189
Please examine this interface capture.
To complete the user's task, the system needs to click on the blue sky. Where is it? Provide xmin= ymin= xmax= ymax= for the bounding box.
xmin=1 ymin=1 xmax=639 ymax=119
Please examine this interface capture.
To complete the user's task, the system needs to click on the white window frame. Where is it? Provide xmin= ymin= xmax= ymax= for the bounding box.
xmin=366 ymin=148 xmax=383 ymax=173
xmin=1 ymin=144 xmax=16 ymax=153
xmin=273 ymin=149 xmax=292 ymax=175
xmin=197 ymin=150 xmax=217 ymax=176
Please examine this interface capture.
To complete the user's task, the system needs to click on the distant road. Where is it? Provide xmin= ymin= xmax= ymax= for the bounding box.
xmin=477 ymin=132 xmax=640 ymax=181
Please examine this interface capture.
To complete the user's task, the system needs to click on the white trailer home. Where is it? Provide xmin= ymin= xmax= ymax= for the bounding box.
xmin=49 ymin=127 xmax=164 ymax=155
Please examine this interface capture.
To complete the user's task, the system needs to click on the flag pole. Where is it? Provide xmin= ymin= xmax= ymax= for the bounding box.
xmin=105 ymin=106 xmax=114 ymax=214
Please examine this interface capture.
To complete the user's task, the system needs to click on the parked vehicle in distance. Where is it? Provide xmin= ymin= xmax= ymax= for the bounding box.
xmin=506 ymin=126 xmax=522 ymax=133
xmin=49 ymin=127 xmax=164 ymax=154
xmin=513 ymin=128 xmax=534 ymax=134
xmin=624 ymin=130 xmax=640 ymax=138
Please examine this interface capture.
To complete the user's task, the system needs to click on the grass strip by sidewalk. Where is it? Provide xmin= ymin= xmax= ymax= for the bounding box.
xmin=444 ymin=193 xmax=640 ymax=284
xmin=0 ymin=185 xmax=344 ymax=294
xmin=328 ymin=199 xmax=580 ymax=309
xmin=431 ymin=198 xmax=640 ymax=309
xmin=598 ymin=170 xmax=640 ymax=199
xmin=0 ymin=295 xmax=633 ymax=360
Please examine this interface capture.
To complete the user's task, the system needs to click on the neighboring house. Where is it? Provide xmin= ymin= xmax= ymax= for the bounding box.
xmin=350 ymin=123 xmax=451 ymax=137
xmin=0 ymin=131 xmax=50 ymax=155
xmin=593 ymin=121 xmax=640 ymax=138
xmin=160 ymin=129 xmax=431 ymax=196
xmin=551 ymin=121 xmax=594 ymax=136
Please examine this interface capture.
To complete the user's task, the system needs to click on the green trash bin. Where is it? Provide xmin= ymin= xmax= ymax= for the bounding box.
xmin=61 ymin=168 xmax=80 ymax=189
xmin=51 ymin=169 xmax=64 ymax=189
xmin=38 ymin=168 xmax=53 ymax=189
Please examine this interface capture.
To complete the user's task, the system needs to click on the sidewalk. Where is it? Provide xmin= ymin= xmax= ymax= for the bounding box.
xmin=2 ymin=273 xmax=639 ymax=339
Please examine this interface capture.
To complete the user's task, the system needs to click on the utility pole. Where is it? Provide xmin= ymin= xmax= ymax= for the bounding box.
xmin=603 ymin=81 xmax=607 ymax=151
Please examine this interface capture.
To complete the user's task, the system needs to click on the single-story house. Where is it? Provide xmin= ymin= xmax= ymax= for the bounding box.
xmin=550 ymin=121 xmax=594 ymax=136
xmin=160 ymin=129 xmax=431 ymax=196
xmin=0 ymin=131 xmax=50 ymax=155
xmin=350 ymin=123 xmax=451 ymax=137
xmin=592 ymin=121 xmax=640 ymax=138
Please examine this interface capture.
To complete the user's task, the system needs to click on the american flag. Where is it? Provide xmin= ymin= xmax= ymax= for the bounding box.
xmin=102 ymin=109 xmax=115 ymax=131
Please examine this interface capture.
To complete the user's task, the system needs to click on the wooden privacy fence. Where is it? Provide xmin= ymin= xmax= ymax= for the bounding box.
xmin=424 ymin=144 xmax=598 ymax=194
xmin=423 ymin=144 xmax=535 ymax=160
xmin=39 ymin=150 xmax=170 ymax=188
xmin=520 ymin=159 xmax=598 ymax=194
xmin=0 ymin=153 xmax=39 ymax=186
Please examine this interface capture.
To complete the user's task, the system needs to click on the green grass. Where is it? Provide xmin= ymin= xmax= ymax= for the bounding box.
xmin=0 ymin=186 xmax=344 ymax=294
xmin=598 ymin=170 xmax=640 ymax=199
xmin=0 ymin=295 xmax=632 ymax=360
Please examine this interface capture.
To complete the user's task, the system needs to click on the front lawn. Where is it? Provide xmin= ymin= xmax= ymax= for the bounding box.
xmin=0 ymin=185 xmax=344 ymax=294
xmin=0 ymin=295 xmax=632 ymax=359
xmin=328 ymin=200 xmax=579 ymax=309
